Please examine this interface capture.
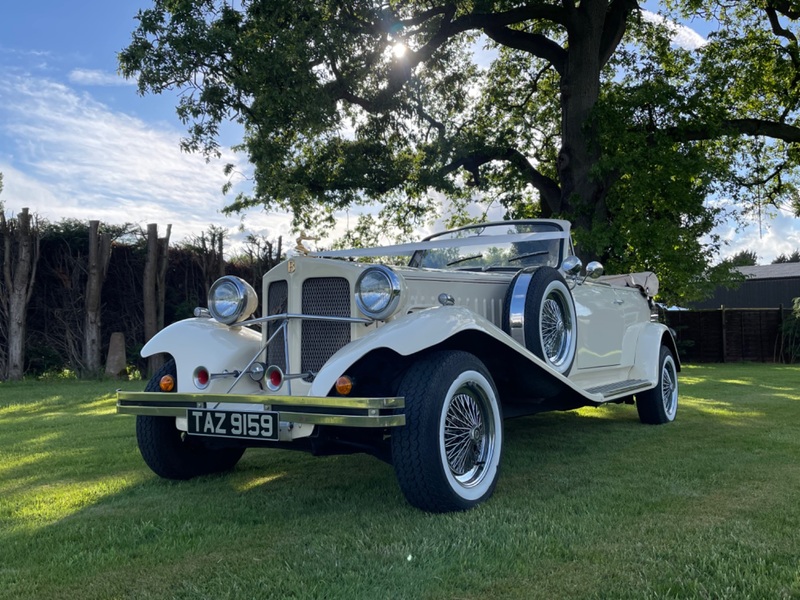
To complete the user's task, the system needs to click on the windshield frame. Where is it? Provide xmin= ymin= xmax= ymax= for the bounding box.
xmin=408 ymin=220 xmax=572 ymax=271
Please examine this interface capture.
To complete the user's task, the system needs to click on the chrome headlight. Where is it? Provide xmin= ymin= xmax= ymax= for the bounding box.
xmin=207 ymin=276 xmax=258 ymax=325
xmin=355 ymin=266 xmax=402 ymax=320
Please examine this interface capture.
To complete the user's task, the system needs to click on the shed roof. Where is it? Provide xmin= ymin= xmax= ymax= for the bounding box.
xmin=738 ymin=263 xmax=800 ymax=280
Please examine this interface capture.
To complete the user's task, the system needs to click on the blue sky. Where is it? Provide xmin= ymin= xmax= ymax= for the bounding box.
xmin=0 ymin=0 xmax=288 ymax=249
xmin=0 ymin=1 xmax=797 ymax=263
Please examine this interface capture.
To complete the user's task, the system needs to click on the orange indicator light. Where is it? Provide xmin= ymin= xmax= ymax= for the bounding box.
xmin=335 ymin=376 xmax=354 ymax=396
xmin=159 ymin=375 xmax=175 ymax=392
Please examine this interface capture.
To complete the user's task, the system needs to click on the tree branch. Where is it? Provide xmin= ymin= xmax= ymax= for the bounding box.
xmin=669 ymin=118 xmax=800 ymax=143
xmin=482 ymin=27 xmax=567 ymax=76
xmin=768 ymin=0 xmax=800 ymax=20
xmin=599 ymin=0 xmax=640 ymax=68
xmin=766 ymin=5 xmax=798 ymax=44
xmin=441 ymin=147 xmax=561 ymax=213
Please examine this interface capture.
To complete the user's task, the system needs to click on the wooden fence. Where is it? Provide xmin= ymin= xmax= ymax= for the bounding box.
xmin=664 ymin=307 xmax=793 ymax=363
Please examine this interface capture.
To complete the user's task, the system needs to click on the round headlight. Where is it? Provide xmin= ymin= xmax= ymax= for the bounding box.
xmin=207 ymin=276 xmax=258 ymax=325
xmin=355 ymin=266 xmax=402 ymax=320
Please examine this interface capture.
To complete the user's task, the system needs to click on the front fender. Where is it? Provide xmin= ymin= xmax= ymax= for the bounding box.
xmin=310 ymin=306 xmax=599 ymax=401
xmin=142 ymin=318 xmax=262 ymax=394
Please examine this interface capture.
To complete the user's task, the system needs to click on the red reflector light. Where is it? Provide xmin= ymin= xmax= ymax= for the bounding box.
xmin=269 ymin=369 xmax=282 ymax=388
xmin=159 ymin=375 xmax=175 ymax=392
xmin=265 ymin=366 xmax=284 ymax=391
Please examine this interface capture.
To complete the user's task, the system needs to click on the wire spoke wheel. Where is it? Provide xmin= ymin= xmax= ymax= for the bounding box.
xmin=392 ymin=351 xmax=503 ymax=512
xmin=660 ymin=356 xmax=678 ymax=417
xmin=541 ymin=295 xmax=569 ymax=363
xmin=443 ymin=387 xmax=493 ymax=485
xmin=637 ymin=345 xmax=679 ymax=425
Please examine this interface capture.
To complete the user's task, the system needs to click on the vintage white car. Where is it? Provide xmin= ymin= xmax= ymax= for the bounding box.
xmin=117 ymin=219 xmax=679 ymax=512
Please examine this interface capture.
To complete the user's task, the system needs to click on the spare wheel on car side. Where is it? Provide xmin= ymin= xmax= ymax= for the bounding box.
xmin=502 ymin=266 xmax=577 ymax=375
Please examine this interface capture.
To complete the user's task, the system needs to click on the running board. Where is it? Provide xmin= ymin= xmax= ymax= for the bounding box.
xmin=584 ymin=379 xmax=651 ymax=400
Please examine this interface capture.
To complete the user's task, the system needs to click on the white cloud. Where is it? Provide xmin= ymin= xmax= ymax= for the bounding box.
xmin=0 ymin=71 xmax=298 ymax=253
xmin=68 ymin=68 xmax=135 ymax=87
xmin=640 ymin=11 xmax=707 ymax=51
xmin=715 ymin=207 xmax=800 ymax=264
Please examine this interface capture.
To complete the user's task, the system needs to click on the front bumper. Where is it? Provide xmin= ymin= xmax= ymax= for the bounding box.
xmin=116 ymin=391 xmax=406 ymax=428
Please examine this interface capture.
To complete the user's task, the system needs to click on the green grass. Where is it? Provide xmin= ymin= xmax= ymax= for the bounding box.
xmin=1 ymin=364 xmax=799 ymax=599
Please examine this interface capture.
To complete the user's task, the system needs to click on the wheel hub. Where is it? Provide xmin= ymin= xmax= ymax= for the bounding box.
xmin=469 ymin=426 xmax=483 ymax=443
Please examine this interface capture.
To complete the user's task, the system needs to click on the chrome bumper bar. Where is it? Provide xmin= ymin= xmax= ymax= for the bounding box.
xmin=116 ymin=391 xmax=406 ymax=428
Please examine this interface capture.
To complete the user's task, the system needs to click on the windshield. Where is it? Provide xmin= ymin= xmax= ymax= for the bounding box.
xmin=409 ymin=222 xmax=567 ymax=271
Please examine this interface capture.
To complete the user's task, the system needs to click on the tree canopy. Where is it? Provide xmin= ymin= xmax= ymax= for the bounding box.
xmin=725 ymin=249 xmax=759 ymax=267
xmin=119 ymin=0 xmax=800 ymax=303
xmin=773 ymin=249 xmax=800 ymax=262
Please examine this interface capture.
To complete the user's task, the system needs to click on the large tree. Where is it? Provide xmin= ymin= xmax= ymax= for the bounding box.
xmin=120 ymin=0 xmax=800 ymax=302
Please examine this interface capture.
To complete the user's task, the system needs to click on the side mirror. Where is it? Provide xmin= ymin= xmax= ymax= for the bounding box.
xmin=561 ymin=255 xmax=583 ymax=276
xmin=586 ymin=261 xmax=604 ymax=279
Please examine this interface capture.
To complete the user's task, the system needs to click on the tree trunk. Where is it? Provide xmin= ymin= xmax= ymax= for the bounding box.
xmin=83 ymin=220 xmax=113 ymax=376
xmin=557 ymin=4 xmax=606 ymax=227
xmin=0 ymin=207 xmax=40 ymax=381
xmin=144 ymin=223 xmax=171 ymax=378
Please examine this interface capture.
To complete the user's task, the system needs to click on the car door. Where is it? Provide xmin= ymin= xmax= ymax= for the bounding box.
xmin=572 ymin=281 xmax=626 ymax=369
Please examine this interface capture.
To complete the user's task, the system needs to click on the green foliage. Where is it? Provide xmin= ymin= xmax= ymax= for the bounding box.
xmin=725 ymin=249 xmax=759 ymax=267
xmin=24 ymin=342 xmax=65 ymax=376
xmin=773 ymin=249 xmax=800 ymax=263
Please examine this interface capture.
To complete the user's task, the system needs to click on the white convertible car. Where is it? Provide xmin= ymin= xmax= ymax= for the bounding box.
xmin=117 ymin=220 xmax=679 ymax=512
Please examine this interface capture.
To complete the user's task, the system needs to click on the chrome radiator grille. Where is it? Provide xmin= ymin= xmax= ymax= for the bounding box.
xmin=266 ymin=280 xmax=288 ymax=371
xmin=265 ymin=276 xmax=352 ymax=378
xmin=301 ymin=277 xmax=351 ymax=377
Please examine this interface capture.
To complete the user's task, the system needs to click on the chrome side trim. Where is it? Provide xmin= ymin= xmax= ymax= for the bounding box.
xmin=507 ymin=272 xmax=532 ymax=347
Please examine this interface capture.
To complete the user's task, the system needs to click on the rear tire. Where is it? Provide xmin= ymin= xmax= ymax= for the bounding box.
xmin=136 ymin=360 xmax=244 ymax=479
xmin=391 ymin=351 xmax=502 ymax=512
xmin=636 ymin=346 xmax=679 ymax=424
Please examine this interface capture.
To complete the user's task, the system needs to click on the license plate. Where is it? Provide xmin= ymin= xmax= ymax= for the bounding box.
xmin=186 ymin=409 xmax=279 ymax=441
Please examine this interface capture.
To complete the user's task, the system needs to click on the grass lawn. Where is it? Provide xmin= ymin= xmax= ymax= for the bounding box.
xmin=1 ymin=363 xmax=799 ymax=599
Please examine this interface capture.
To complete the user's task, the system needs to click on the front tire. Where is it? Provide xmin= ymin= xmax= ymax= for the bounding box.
xmin=636 ymin=346 xmax=679 ymax=424
xmin=391 ymin=351 xmax=503 ymax=512
xmin=136 ymin=359 xmax=245 ymax=479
